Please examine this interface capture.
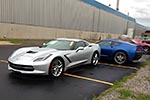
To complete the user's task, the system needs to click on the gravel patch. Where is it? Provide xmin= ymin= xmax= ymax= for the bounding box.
xmin=124 ymin=65 xmax=150 ymax=95
xmin=100 ymin=91 xmax=120 ymax=100
xmin=99 ymin=65 xmax=150 ymax=100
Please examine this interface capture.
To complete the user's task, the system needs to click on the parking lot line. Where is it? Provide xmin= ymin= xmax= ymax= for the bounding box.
xmin=64 ymin=73 xmax=113 ymax=86
xmin=0 ymin=60 xmax=8 ymax=63
xmin=0 ymin=59 xmax=135 ymax=85
xmin=98 ymin=62 xmax=139 ymax=70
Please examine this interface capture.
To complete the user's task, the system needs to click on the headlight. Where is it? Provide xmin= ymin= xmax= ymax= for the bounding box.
xmin=33 ymin=54 xmax=52 ymax=62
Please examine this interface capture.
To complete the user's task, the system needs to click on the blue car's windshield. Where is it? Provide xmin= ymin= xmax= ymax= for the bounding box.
xmin=45 ymin=40 xmax=75 ymax=50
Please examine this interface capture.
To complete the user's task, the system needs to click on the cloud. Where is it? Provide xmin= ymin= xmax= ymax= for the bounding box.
xmin=130 ymin=6 xmax=150 ymax=18
xmin=133 ymin=0 xmax=148 ymax=3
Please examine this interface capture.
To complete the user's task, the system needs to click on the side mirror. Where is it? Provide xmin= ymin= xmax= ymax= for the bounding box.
xmin=43 ymin=43 xmax=46 ymax=46
xmin=76 ymin=47 xmax=84 ymax=52
xmin=110 ymin=43 xmax=114 ymax=48
xmin=39 ymin=43 xmax=46 ymax=48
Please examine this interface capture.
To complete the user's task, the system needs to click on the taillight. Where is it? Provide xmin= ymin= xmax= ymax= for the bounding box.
xmin=136 ymin=47 xmax=142 ymax=51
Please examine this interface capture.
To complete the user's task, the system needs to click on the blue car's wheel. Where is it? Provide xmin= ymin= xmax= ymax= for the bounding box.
xmin=114 ymin=51 xmax=127 ymax=64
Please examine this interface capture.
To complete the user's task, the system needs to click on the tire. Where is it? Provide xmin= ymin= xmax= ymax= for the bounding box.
xmin=91 ymin=52 xmax=99 ymax=66
xmin=143 ymin=46 xmax=149 ymax=54
xmin=114 ymin=51 xmax=127 ymax=65
xmin=49 ymin=58 xmax=64 ymax=77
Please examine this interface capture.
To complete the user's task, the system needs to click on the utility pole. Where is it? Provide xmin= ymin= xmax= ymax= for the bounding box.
xmin=116 ymin=0 xmax=120 ymax=11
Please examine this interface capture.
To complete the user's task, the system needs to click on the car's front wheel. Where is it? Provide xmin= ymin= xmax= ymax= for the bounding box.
xmin=91 ymin=52 xmax=99 ymax=66
xmin=114 ymin=51 xmax=127 ymax=64
xmin=49 ymin=58 xmax=64 ymax=77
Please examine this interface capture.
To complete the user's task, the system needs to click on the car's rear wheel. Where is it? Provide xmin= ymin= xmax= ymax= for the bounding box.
xmin=114 ymin=51 xmax=127 ymax=64
xmin=143 ymin=46 xmax=149 ymax=54
xmin=91 ymin=52 xmax=99 ymax=66
xmin=49 ymin=58 xmax=64 ymax=77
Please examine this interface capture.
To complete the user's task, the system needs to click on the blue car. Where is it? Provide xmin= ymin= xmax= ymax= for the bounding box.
xmin=96 ymin=39 xmax=143 ymax=64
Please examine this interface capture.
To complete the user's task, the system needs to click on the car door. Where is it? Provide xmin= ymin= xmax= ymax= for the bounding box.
xmin=67 ymin=41 xmax=92 ymax=65
xmin=98 ymin=41 xmax=114 ymax=58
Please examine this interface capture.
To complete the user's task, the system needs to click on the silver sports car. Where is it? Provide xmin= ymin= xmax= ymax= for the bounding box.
xmin=8 ymin=38 xmax=100 ymax=77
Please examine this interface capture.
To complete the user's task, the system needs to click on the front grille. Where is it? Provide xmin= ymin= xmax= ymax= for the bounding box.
xmin=9 ymin=62 xmax=34 ymax=71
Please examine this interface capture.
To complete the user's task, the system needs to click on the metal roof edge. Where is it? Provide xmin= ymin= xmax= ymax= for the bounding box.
xmin=136 ymin=23 xmax=148 ymax=29
xmin=81 ymin=0 xmax=136 ymax=22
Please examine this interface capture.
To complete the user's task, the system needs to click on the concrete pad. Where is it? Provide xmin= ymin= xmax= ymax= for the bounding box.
xmin=0 ymin=41 xmax=14 ymax=45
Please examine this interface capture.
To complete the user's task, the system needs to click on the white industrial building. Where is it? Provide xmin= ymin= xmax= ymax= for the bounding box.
xmin=0 ymin=0 xmax=147 ymax=39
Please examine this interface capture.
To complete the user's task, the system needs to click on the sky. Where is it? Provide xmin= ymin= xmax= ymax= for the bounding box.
xmin=96 ymin=0 xmax=150 ymax=27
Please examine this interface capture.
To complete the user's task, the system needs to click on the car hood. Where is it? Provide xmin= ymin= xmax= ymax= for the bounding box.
xmin=9 ymin=47 xmax=58 ymax=62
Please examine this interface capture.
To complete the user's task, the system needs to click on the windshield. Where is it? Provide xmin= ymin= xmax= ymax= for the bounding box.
xmin=44 ymin=40 xmax=75 ymax=50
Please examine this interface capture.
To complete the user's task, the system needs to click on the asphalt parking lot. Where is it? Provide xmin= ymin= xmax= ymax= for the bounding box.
xmin=0 ymin=45 xmax=149 ymax=100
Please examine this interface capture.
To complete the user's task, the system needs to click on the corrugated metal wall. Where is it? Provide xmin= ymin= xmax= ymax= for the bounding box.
xmin=0 ymin=0 xmax=144 ymax=34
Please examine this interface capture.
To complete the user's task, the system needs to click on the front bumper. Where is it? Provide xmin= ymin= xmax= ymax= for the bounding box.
xmin=8 ymin=61 xmax=49 ymax=75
